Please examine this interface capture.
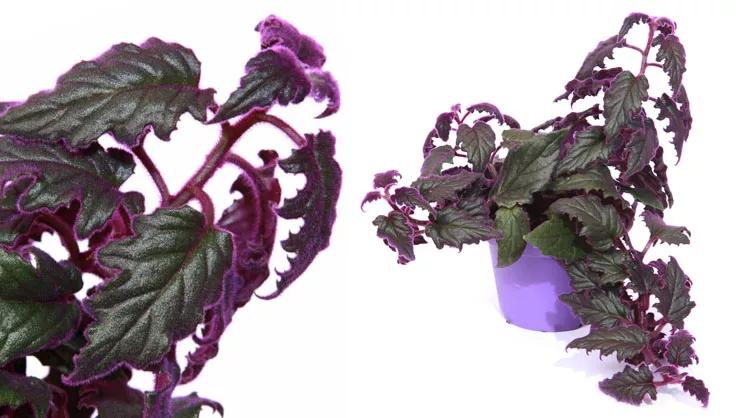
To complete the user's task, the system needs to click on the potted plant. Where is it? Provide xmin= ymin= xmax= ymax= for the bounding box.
xmin=364 ymin=13 xmax=708 ymax=406
xmin=0 ymin=16 xmax=341 ymax=417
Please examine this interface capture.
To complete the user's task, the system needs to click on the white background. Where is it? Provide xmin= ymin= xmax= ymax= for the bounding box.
xmin=2 ymin=0 xmax=735 ymax=417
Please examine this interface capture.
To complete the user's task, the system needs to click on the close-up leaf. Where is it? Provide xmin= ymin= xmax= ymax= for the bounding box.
xmin=411 ymin=171 xmax=480 ymax=202
xmin=682 ymin=376 xmax=709 ymax=407
xmin=456 ymin=121 xmax=495 ymax=171
xmin=599 ymin=365 xmax=657 ymax=405
xmin=549 ymin=164 xmax=621 ymax=200
xmin=425 ymin=206 xmax=500 ymax=250
xmin=602 ymin=71 xmax=648 ymax=138
xmin=555 ymin=127 xmax=608 ymax=175
xmin=420 ymin=145 xmax=455 ymax=176
xmin=654 ymin=33 xmax=686 ymax=94
xmin=568 ymin=326 xmax=648 ymax=361
xmin=655 ymin=90 xmax=692 ymax=161
xmin=373 ymin=211 xmax=416 ymax=264
xmin=393 ymin=187 xmax=435 ymax=215
xmin=624 ymin=117 xmax=659 ymax=179
xmin=560 ymin=290 xmax=631 ymax=328
xmin=666 ymin=330 xmax=696 ymax=367
xmin=642 ymin=210 xmax=690 ymax=245
xmin=573 ymin=35 xmax=622 ymax=80
xmin=653 ymin=257 xmax=695 ymax=328
xmin=0 ymin=370 xmax=53 ymax=418
xmin=493 ymin=205 xmax=530 ymax=267
xmin=548 ymin=195 xmax=624 ymax=251
xmin=524 ymin=215 xmax=586 ymax=262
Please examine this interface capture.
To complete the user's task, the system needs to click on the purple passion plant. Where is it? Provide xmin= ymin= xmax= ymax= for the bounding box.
xmin=365 ymin=13 xmax=707 ymax=406
xmin=0 ymin=15 xmax=341 ymax=417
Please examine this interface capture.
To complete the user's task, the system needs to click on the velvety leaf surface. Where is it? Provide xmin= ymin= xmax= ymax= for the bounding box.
xmin=655 ymin=90 xmax=691 ymax=161
xmin=555 ymin=127 xmax=608 ymax=175
xmin=171 ymin=393 xmax=223 ymax=418
xmin=306 ymin=69 xmax=340 ymax=118
xmin=599 ymin=365 xmax=656 ymax=405
xmin=493 ymin=205 xmax=530 ymax=267
xmin=268 ymin=131 xmax=341 ymax=298
xmin=211 ymin=47 xmax=310 ymax=123
xmin=653 ymin=257 xmax=694 ymax=329
xmin=549 ymin=195 xmax=624 ymax=251
xmin=560 ymin=290 xmax=631 ymax=328
xmin=574 ymin=35 xmax=622 ymax=80
xmin=654 ymin=34 xmax=686 ymax=94
xmin=0 ymin=248 xmax=81 ymax=366
xmin=0 ymin=138 xmax=143 ymax=237
xmin=627 ymin=259 xmax=658 ymax=294
xmin=373 ymin=211 xmax=415 ymax=264
xmin=550 ymin=165 xmax=620 ymax=200
xmin=66 ymin=206 xmax=233 ymax=384
xmin=666 ymin=330 xmax=695 ymax=367
xmin=360 ymin=191 xmax=382 ymax=210
xmin=493 ymin=130 xmax=565 ymax=207
xmin=434 ymin=112 xmax=454 ymax=141
xmin=256 ymin=15 xmax=326 ymax=68
xmin=566 ymin=261 xmax=598 ymax=291
xmin=426 ymin=206 xmax=500 ymax=250
xmin=642 ymin=210 xmax=690 ymax=245
xmin=0 ymin=370 xmax=53 ymax=418
xmin=393 ymin=187 xmax=435 ymax=215
xmin=624 ymin=117 xmax=658 ymax=178
xmin=618 ymin=13 xmax=651 ymax=39
xmin=568 ymin=326 xmax=648 ymax=361
xmin=411 ymin=171 xmax=480 ymax=202
xmin=420 ymin=145 xmax=455 ymax=176
xmin=524 ymin=215 xmax=586 ymax=262
xmin=587 ymin=250 xmax=630 ymax=285
xmin=0 ymin=178 xmax=45 ymax=245
xmin=682 ymin=376 xmax=709 ymax=407
xmin=623 ymin=186 xmax=665 ymax=211
xmin=0 ymin=38 xmax=214 ymax=147
xmin=456 ymin=122 xmax=495 ymax=171
xmin=373 ymin=170 xmax=401 ymax=189
xmin=603 ymin=71 xmax=648 ymax=138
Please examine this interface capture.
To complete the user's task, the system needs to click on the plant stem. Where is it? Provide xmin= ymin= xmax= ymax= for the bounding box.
xmin=257 ymin=113 xmax=307 ymax=147
xmin=38 ymin=213 xmax=80 ymax=263
xmin=623 ymin=42 xmax=646 ymax=55
xmin=189 ymin=187 xmax=214 ymax=226
xmin=641 ymin=236 xmax=656 ymax=257
xmin=638 ymin=22 xmax=656 ymax=76
xmin=132 ymin=142 xmax=170 ymax=202
xmin=225 ymin=153 xmax=264 ymax=186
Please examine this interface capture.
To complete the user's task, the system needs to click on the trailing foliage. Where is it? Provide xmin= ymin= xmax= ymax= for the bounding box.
xmin=363 ymin=13 xmax=706 ymax=406
xmin=0 ymin=15 xmax=341 ymax=417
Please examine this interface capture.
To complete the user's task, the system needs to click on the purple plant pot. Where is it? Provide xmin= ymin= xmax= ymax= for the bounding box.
xmin=489 ymin=241 xmax=581 ymax=332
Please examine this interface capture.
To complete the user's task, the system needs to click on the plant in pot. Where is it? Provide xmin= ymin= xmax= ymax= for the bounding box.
xmin=363 ymin=13 xmax=708 ymax=406
xmin=0 ymin=16 xmax=340 ymax=417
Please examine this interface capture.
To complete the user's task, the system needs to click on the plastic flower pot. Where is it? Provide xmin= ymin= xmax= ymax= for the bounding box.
xmin=489 ymin=241 xmax=581 ymax=332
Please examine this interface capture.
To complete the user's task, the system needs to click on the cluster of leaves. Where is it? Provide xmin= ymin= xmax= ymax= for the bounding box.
xmin=0 ymin=15 xmax=341 ymax=417
xmin=364 ymin=13 xmax=707 ymax=406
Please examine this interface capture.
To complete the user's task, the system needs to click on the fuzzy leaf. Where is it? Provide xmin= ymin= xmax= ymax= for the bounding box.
xmin=172 ymin=393 xmax=223 ymax=418
xmin=624 ymin=117 xmax=659 ymax=178
xmin=618 ymin=13 xmax=651 ymax=40
xmin=599 ymin=365 xmax=656 ymax=405
xmin=66 ymin=206 xmax=233 ymax=384
xmin=556 ymin=127 xmax=608 ymax=175
xmin=360 ymin=191 xmax=382 ymax=210
xmin=550 ymin=165 xmax=620 ymax=200
xmin=426 ymin=206 xmax=500 ymax=250
xmin=560 ymin=290 xmax=631 ymax=328
xmin=556 ymin=67 xmax=623 ymax=104
xmin=268 ymin=131 xmax=341 ymax=298
xmin=411 ymin=171 xmax=480 ymax=202
xmin=566 ymin=261 xmax=598 ymax=291
xmin=524 ymin=215 xmax=586 ymax=262
xmin=549 ymin=195 xmax=624 ymax=251
xmin=653 ymin=257 xmax=695 ymax=329
xmin=373 ymin=211 xmax=415 ymax=264
xmin=493 ymin=206 xmax=530 ymax=267
xmin=654 ymin=34 xmax=686 ymax=94
xmin=623 ymin=187 xmax=665 ymax=211
xmin=568 ymin=326 xmax=648 ymax=361
xmin=456 ymin=122 xmax=495 ymax=171
xmin=211 ymin=47 xmax=310 ymax=123
xmin=393 ymin=187 xmax=435 ymax=215
xmin=666 ymin=330 xmax=696 ymax=367
xmin=682 ymin=376 xmax=709 ymax=407
xmin=256 ymin=15 xmax=326 ymax=68
xmin=493 ymin=129 xmax=566 ymax=207
xmin=0 ymin=38 xmax=214 ymax=147
xmin=603 ymin=71 xmax=648 ymax=138
xmin=307 ymin=69 xmax=340 ymax=118
xmin=642 ymin=210 xmax=690 ymax=245
xmin=373 ymin=170 xmax=401 ymax=189
xmin=655 ymin=90 xmax=691 ymax=161
xmin=420 ymin=145 xmax=454 ymax=176
xmin=0 ymin=370 xmax=53 ymax=418
xmin=0 ymin=248 xmax=81 ymax=366
xmin=0 ymin=138 xmax=144 ymax=237
xmin=0 ymin=179 xmax=47 ymax=245
xmin=587 ymin=250 xmax=630 ymax=285
xmin=575 ymin=36 xmax=622 ymax=80
xmin=434 ymin=112 xmax=454 ymax=141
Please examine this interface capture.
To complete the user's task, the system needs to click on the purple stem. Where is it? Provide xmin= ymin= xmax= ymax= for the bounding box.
xmin=638 ymin=23 xmax=656 ymax=76
xmin=189 ymin=186 xmax=215 ymax=226
xmin=132 ymin=141 xmax=170 ymax=202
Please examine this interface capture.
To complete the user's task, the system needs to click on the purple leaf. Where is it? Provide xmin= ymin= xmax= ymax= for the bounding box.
xmin=261 ymin=131 xmax=341 ymax=299
xmin=556 ymin=67 xmax=623 ymax=104
xmin=682 ymin=376 xmax=709 ymax=407
xmin=653 ymin=33 xmax=686 ymax=95
xmin=373 ymin=170 xmax=401 ymax=189
xmin=144 ymin=350 xmax=180 ymax=418
xmin=393 ymin=187 xmax=435 ymax=215
xmin=307 ymin=69 xmax=340 ymax=118
xmin=420 ymin=145 xmax=455 ymax=176
xmin=434 ymin=112 xmax=455 ymax=141
xmin=603 ymin=71 xmax=648 ymax=138
xmin=574 ymin=35 xmax=623 ymax=80
xmin=361 ymin=191 xmax=383 ymax=211
xmin=655 ymin=89 xmax=691 ymax=162
xmin=665 ymin=330 xmax=696 ymax=367
xmin=618 ymin=13 xmax=651 ymax=40
xmin=78 ymin=370 xmax=144 ymax=418
xmin=599 ymin=365 xmax=656 ymax=405
xmin=466 ymin=102 xmax=507 ymax=124
xmin=256 ymin=15 xmax=326 ymax=68
xmin=171 ymin=393 xmax=223 ymax=417
xmin=624 ymin=116 xmax=658 ymax=179
xmin=642 ymin=210 xmax=690 ymax=245
xmin=0 ymin=370 xmax=54 ymax=418
xmin=653 ymin=257 xmax=695 ymax=329
xmin=373 ymin=211 xmax=416 ymax=264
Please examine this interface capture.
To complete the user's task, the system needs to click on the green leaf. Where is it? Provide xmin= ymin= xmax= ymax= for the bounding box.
xmin=566 ymin=261 xmax=598 ymax=291
xmin=682 ymin=376 xmax=709 ymax=407
xmin=599 ymin=365 xmax=657 ymax=405
xmin=587 ymin=250 xmax=630 ymax=285
xmin=0 ymin=138 xmax=144 ymax=237
xmin=426 ymin=206 xmax=500 ymax=250
xmin=493 ymin=129 xmax=566 ymax=207
xmin=627 ymin=259 xmax=658 ymax=294
xmin=420 ymin=145 xmax=455 ymax=176
xmin=0 ymin=38 xmax=214 ymax=147
xmin=654 ymin=34 xmax=686 ymax=94
xmin=548 ymin=195 xmax=624 ymax=251
xmin=457 ymin=122 xmax=495 ymax=171
xmin=568 ymin=326 xmax=648 ymax=361
xmin=211 ymin=47 xmax=310 ymax=123
xmin=0 ymin=370 xmax=52 ymax=418
xmin=500 ymin=129 xmax=535 ymax=148
xmin=556 ymin=127 xmax=608 ymax=175
xmin=653 ymin=257 xmax=695 ymax=329
xmin=549 ymin=165 xmax=621 ymax=200
xmin=624 ymin=117 xmax=659 ymax=178
xmin=493 ymin=206 xmax=530 ymax=267
xmin=623 ymin=186 xmax=665 ymax=211
xmin=0 ymin=248 xmax=81 ymax=366
xmin=373 ymin=211 xmax=415 ymax=263
xmin=411 ymin=171 xmax=480 ymax=202
xmin=393 ymin=187 xmax=435 ymax=215
xmin=560 ymin=290 xmax=631 ymax=328
xmin=66 ymin=206 xmax=233 ymax=384
xmin=603 ymin=71 xmax=648 ymax=138
xmin=524 ymin=215 xmax=586 ymax=262
xmin=642 ymin=210 xmax=690 ymax=245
